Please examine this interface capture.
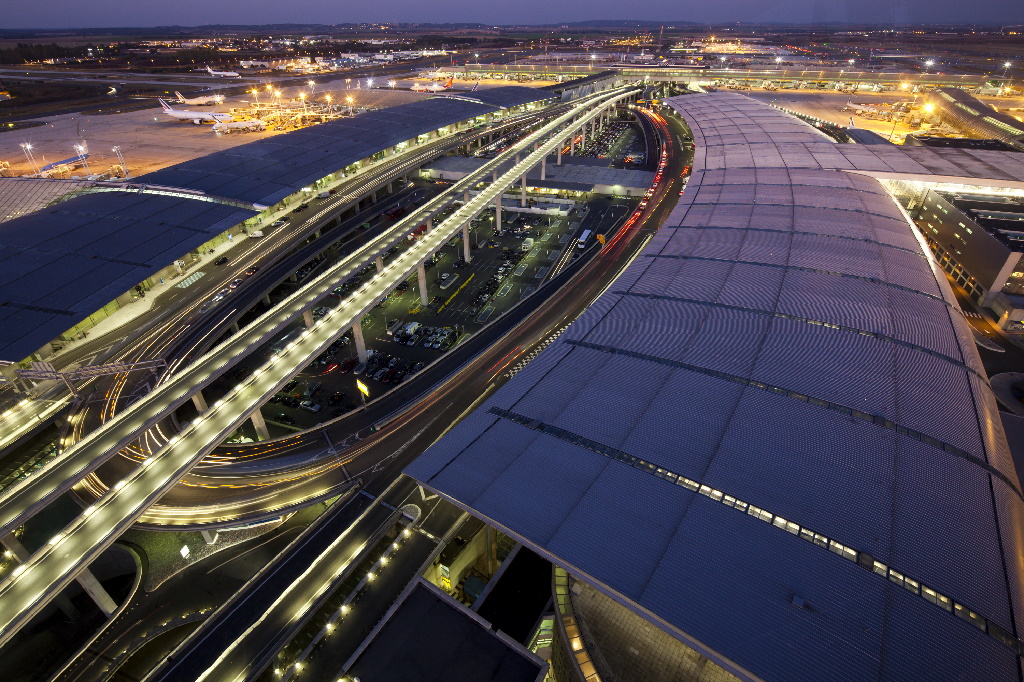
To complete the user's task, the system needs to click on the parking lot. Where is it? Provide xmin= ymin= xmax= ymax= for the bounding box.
xmin=184 ymin=189 xmax=635 ymax=438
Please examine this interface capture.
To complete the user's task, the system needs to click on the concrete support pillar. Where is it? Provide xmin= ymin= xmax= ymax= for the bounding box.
xmin=557 ymin=142 xmax=562 ymax=165
xmin=520 ymin=174 xmax=527 ymax=207
xmin=495 ymin=196 xmax=502 ymax=234
xmin=262 ymin=294 xmax=272 ymax=306
xmin=201 ymin=529 xmax=218 ymax=545
xmin=541 ymin=156 xmax=546 ymax=181
xmin=387 ymin=181 xmax=393 ymax=194
xmin=302 ymin=309 xmax=314 ymax=328
xmin=570 ymin=134 xmax=576 ymax=155
xmin=370 ymin=190 xmax=377 ymax=203
xmin=192 ymin=390 xmax=208 ymax=414
xmin=375 ymin=256 xmax=384 ymax=273
xmin=462 ymin=222 xmax=472 ymax=263
xmin=73 ymin=567 xmax=118 ymax=617
xmin=1 ymin=533 xmax=111 ymax=619
xmin=426 ymin=217 xmax=432 ymax=230
xmin=417 ymin=262 xmax=429 ymax=306
xmin=230 ymin=321 xmax=241 ymax=334
xmin=463 ymin=189 xmax=470 ymax=206
xmin=250 ymin=408 xmax=270 ymax=441
xmin=352 ymin=320 xmax=368 ymax=364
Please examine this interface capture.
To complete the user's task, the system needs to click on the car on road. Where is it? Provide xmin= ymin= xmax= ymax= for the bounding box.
xmin=229 ymin=278 xmax=244 ymax=289
xmin=214 ymin=256 xmax=229 ymax=266
xmin=281 ymin=380 xmax=298 ymax=393
xmin=274 ymin=413 xmax=297 ymax=426
xmin=295 ymin=203 xmax=309 ymax=212
xmin=338 ymin=358 xmax=358 ymax=374
xmin=245 ymin=266 xmax=260 ymax=276
xmin=271 ymin=219 xmax=289 ymax=227
xmin=211 ymin=289 xmax=229 ymax=302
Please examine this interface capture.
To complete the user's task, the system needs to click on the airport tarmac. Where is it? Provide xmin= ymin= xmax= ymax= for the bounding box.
xmin=0 ymin=80 xmax=512 ymax=178
xmin=742 ymin=89 xmax=1024 ymax=142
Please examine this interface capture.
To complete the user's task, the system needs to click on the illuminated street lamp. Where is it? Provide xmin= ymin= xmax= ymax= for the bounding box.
xmin=299 ymin=92 xmax=308 ymax=116
xmin=112 ymin=145 xmax=130 ymax=179
xmin=388 ymin=79 xmax=396 ymax=89
xmin=19 ymin=143 xmax=40 ymax=175
xmin=307 ymin=79 xmax=316 ymax=97
xmin=74 ymin=143 xmax=90 ymax=172
xmin=346 ymin=95 xmax=354 ymax=115
xmin=325 ymin=94 xmax=332 ymax=109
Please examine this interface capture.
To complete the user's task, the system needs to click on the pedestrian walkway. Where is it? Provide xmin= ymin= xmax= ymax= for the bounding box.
xmin=176 ymin=271 xmax=206 ymax=289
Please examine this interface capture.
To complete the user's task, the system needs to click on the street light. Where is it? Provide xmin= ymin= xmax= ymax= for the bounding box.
xmin=74 ymin=143 xmax=90 ymax=172
xmin=112 ymin=145 xmax=130 ymax=179
xmin=346 ymin=95 xmax=354 ymax=115
xmin=20 ymin=143 xmax=39 ymax=175
xmin=367 ymin=77 xmax=375 ymax=88
xmin=388 ymin=79 xmax=396 ymax=89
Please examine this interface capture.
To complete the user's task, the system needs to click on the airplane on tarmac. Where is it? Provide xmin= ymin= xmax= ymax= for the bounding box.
xmin=847 ymin=100 xmax=880 ymax=114
xmin=175 ymin=91 xmax=224 ymax=106
xmin=158 ymin=98 xmax=234 ymax=124
xmin=206 ymin=65 xmax=240 ymax=78
xmin=411 ymin=76 xmax=454 ymax=93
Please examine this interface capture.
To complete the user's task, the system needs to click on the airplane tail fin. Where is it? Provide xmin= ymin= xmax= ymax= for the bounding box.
xmin=175 ymin=91 xmax=185 ymax=102
xmin=443 ymin=76 xmax=454 ymax=89
xmin=471 ymin=81 xmax=479 ymax=92
xmin=158 ymin=98 xmax=173 ymax=111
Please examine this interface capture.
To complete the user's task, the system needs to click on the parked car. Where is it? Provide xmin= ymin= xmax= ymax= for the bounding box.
xmin=275 ymin=413 xmax=297 ymax=426
xmin=299 ymin=401 xmax=322 ymax=413
xmin=214 ymin=256 xmax=229 ymax=266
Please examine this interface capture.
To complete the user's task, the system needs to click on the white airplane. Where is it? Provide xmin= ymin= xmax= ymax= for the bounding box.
xmin=847 ymin=100 xmax=879 ymax=114
xmin=206 ymin=65 xmax=240 ymax=78
xmin=175 ymin=90 xmax=223 ymax=106
xmin=158 ymin=98 xmax=234 ymax=124
xmin=412 ymin=76 xmax=454 ymax=92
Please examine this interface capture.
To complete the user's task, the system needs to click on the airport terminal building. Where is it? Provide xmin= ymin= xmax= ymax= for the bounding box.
xmin=0 ymin=87 xmax=554 ymax=366
xmin=408 ymin=94 xmax=1024 ymax=681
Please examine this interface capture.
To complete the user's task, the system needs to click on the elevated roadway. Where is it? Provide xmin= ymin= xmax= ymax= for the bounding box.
xmin=0 ymin=86 xmax=637 ymax=647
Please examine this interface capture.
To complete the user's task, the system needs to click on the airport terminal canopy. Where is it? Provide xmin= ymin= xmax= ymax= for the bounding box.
xmin=442 ymin=85 xmax=554 ymax=110
xmin=408 ymin=94 xmax=1024 ymax=681
xmin=140 ymin=96 xmax=522 ymax=207
xmin=0 ymin=191 xmax=253 ymax=362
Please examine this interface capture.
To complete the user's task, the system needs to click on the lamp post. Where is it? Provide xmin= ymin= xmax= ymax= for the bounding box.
xmin=308 ymin=79 xmax=316 ymax=98
xmin=388 ymin=79 xmax=396 ymax=89
xmin=20 ymin=143 xmax=40 ymax=175
xmin=346 ymin=95 xmax=354 ymax=115
xmin=112 ymin=145 xmax=130 ymax=179
xmin=74 ymin=143 xmax=90 ymax=173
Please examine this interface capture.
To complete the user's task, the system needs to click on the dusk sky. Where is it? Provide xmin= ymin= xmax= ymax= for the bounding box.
xmin=5 ymin=0 xmax=1024 ymax=30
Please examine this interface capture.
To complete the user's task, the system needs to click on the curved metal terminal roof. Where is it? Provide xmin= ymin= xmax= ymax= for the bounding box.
xmin=0 ymin=191 xmax=254 ymax=362
xmin=440 ymin=85 xmax=555 ymax=111
xmin=407 ymin=94 xmax=1024 ymax=681
xmin=139 ymin=97 xmax=496 ymax=206
xmin=0 ymin=89 xmax=551 ymax=362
